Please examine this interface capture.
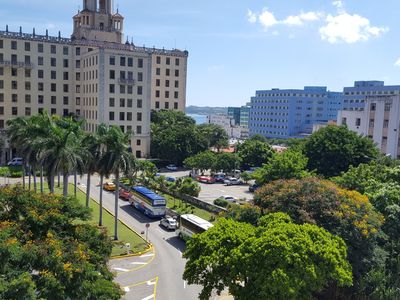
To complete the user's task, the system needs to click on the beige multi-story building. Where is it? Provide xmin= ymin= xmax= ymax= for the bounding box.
xmin=338 ymin=95 xmax=400 ymax=158
xmin=0 ymin=0 xmax=188 ymax=162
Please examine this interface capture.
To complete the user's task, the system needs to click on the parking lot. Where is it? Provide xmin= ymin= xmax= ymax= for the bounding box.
xmin=159 ymin=170 xmax=254 ymax=204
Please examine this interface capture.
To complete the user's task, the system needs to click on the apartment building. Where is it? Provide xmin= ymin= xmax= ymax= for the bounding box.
xmin=249 ymin=86 xmax=342 ymax=139
xmin=338 ymin=95 xmax=400 ymax=158
xmin=342 ymin=81 xmax=400 ymax=111
xmin=0 ymin=0 xmax=188 ymax=162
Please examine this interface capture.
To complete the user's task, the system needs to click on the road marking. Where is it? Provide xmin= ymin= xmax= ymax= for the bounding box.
xmin=124 ymin=287 xmax=130 ymax=292
xmin=184 ymin=280 xmax=187 ymax=289
xmin=113 ymin=267 xmax=129 ymax=272
xmin=147 ymin=280 xmax=156 ymax=286
xmin=130 ymin=262 xmax=147 ymax=265
xmin=141 ymin=295 xmax=154 ymax=300
xmin=140 ymin=253 xmax=155 ymax=258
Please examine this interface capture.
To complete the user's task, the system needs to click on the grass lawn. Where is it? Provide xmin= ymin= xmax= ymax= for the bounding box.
xmin=163 ymin=193 xmax=216 ymax=222
xmin=52 ymin=184 xmax=149 ymax=257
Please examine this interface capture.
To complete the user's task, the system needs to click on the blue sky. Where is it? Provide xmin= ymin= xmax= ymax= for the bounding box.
xmin=1 ymin=0 xmax=400 ymax=107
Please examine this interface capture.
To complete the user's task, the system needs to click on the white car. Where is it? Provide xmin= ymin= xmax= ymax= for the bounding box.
xmin=160 ymin=216 xmax=178 ymax=230
xmin=224 ymin=177 xmax=242 ymax=186
xmin=166 ymin=164 xmax=178 ymax=171
xmin=222 ymin=195 xmax=237 ymax=203
xmin=7 ymin=157 xmax=23 ymax=166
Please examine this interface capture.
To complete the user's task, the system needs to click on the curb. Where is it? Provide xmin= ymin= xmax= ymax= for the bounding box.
xmin=76 ymin=185 xmax=152 ymax=258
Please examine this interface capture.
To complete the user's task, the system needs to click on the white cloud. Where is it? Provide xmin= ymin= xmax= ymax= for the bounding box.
xmin=258 ymin=8 xmax=278 ymax=29
xmin=332 ymin=0 xmax=344 ymax=9
xmin=247 ymin=9 xmax=257 ymax=24
xmin=283 ymin=11 xmax=323 ymax=26
xmin=319 ymin=13 xmax=388 ymax=43
xmin=395 ymin=59 xmax=400 ymax=67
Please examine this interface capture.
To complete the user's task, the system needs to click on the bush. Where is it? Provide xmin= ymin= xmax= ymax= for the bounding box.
xmin=214 ymin=198 xmax=229 ymax=208
xmin=0 ymin=166 xmax=23 ymax=178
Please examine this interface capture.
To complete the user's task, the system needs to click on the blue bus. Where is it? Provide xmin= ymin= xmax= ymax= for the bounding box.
xmin=129 ymin=186 xmax=166 ymax=218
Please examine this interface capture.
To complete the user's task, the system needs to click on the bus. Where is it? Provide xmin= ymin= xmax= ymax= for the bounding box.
xmin=177 ymin=214 xmax=214 ymax=240
xmin=129 ymin=186 xmax=166 ymax=218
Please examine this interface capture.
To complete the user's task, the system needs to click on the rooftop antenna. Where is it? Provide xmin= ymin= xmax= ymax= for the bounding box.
xmin=33 ymin=27 xmax=35 ymax=37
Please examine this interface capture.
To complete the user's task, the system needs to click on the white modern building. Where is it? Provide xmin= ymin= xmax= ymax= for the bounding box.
xmin=338 ymin=95 xmax=400 ymax=158
xmin=206 ymin=114 xmax=248 ymax=139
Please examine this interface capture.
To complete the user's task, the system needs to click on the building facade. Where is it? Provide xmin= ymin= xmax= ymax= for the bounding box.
xmin=249 ymin=86 xmax=342 ymax=139
xmin=0 ymin=0 xmax=188 ymax=162
xmin=227 ymin=107 xmax=240 ymax=126
xmin=239 ymin=104 xmax=250 ymax=128
xmin=338 ymin=95 xmax=400 ymax=158
xmin=342 ymin=81 xmax=400 ymax=111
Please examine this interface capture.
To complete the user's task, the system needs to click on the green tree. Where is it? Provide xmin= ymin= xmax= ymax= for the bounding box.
xmin=253 ymin=150 xmax=311 ymax=185
xmin=183 ymin=214 xmax=352 ymax=300
xmin=197 ymin=123 xmax=229 ymax=151
xmin=183 ymin=151 xmax=216 ymax=173
xmin=254 ymin=178 xmax=383 ymax=295
xmin=213 ymin=152 xmax=241 ymax=173
xmin=304 ymin=125 xmax=379 ymax=177
xmin=236 ymin=139 xmax=273 ymax=170
xmin=98 ymin=125 xmax=131 ymax=240
xmin=0 ymin=186 xmax=122 ymax=299
xmin=173 ymin=177 xmax=201 ymax=197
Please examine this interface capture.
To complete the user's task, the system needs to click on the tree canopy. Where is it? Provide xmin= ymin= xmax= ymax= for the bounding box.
xmin=0 ymin=186 xmax=122 ymax=299
xmin=197 ymin=123 xmax=229 ymax=151
xmin=236 ymin=139 xmax=273 ymax=170
xmin=304 ymin=125 xmax=379 ymax=177
xmin=183 ymin=214 xmax=352 ymax=300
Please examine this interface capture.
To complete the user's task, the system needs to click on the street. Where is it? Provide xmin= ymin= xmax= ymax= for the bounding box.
xmin=81 ymin=174 xmax=202 ymax=300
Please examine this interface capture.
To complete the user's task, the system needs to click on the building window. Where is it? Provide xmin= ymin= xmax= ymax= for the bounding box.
xmin=175 ymin=70 xmax=180 ymax=77
xmin=63 ymin=59 xmax=69 ymax=68
xmin=109 ymin=84 xmax=115 ymax=93
xmin=382 ymin=136 xmax=388 ymax=145
xmin=155 ymin=101 xmax=160 ymax=109
xmin=38 ymin=95 xmax=44 ymax=104
xmin=0 ymin=120 xmax=4 ymax=129
xmin=25 ymin=69 xmax=31 ymax=78
xmin=127 ymin=99 xmax=133 ymax=107
xmin=110 ymin=70 xmax=115 ymax=79
xmin=51 ymin=96 xmax=56 ymax=104
xmin=38 ymin=70 xmax=44 ymax=78
xmin=38 ymin=57 xmax=44 ymax=66
xmin=0 ymin=40 xmax=3 ymax=49
xmin=120 ymin=85 xmax=125 ymax=94
xmin=109 ymin=112 xmax=114 ymax=120
xmin=63 ymin=97 xmax=69 ymax=105
xmin=51 ymin=45 xmax=56 ymax=54
xmin=355 ymin=118 xmax=361 ymax=126
xmin=136 ymin=126 xmax=142 ymax=134
xmin=75 ymin=47 xmax=81 ymax=56
xmin=156 ymin=56 xmax=161 ymax=64
xmin=175 ymin=58 xmax=180 ymax=66
xmin=110 ymin=56 xmax=115 ymax=65
xmin=385 ymin=103 xmax=391 ymax=111
xmin=166 ymin=69 xmax=170 ymax=76
xmin=51 ymin=71 xmax=56 ymax=79
xmin=120 ymin=56 xmax=126 ymax=66
xmin=166 ymin=57 xmax=170 ymax=65
xmin=76 ymin=97 xmax=80 ymax=105
xmin=50 ymin=108 xmax=56 ymax=115
xmin=25 ymin=82 xmax=31 ymax=91
xmin=12 ymin=94 xmax=17 ymax=102
xmin=11 ymin=41 xmax=17 ymax=50
xmin=12 ymin=81 xmax=17 ymax=90
xmin=136 ymin=150 xmax=141 ymax=158
xmin=370 ymin=103 xmax=376 ymax=111
xmin=51 ymin=83 xmax=57 ymax=92
xmin=369 ymin=119 xmax=374 ymax=128
xmin=165 ymin=80 xmax=170 ymax=87
xmin=119 ymin=112 xmax=125 ymax=121
xmin=137 ymin=112 xmax=142 ymax=121
xmin=25 ymin=95 xmax=31 ymax=103
xmin=25 ymin=107 xmax=31 ymax=116
xmin=24 ymin=42 xmax=30 ymax=51
xmin=0 ymin=67 xmax=3 ymax=76
xmin=155 ymin=90 xmax=160 ymax=98
xmin=76 ymin=60 xmax=81 ymax=68
xmin=138 ymin=58 xmax=143 ymax=68
xmin=0 ymin=107 xmax=3 ymax=115
xmin=109 ymin=98 xmax=115 ymax=107
xmin=76 ymin=73 xmax=81 ymax=81
xmin=127 ymin=112 xmax=132 ymax=121
xmin=137 ymin=86 xmax=143 ymax=95
xmin=156 ymin=68 xmax=160 ymax=75
xmin=174 ymin=102 xmax=178 ymax=110
xmin=128 ymin=57 xmax=133 ymax=67
xmin=383 ymin=119 xmax=389 ymax=128
xmin=51 ymin=58 xmax=56 ymax=67
xmin=165 ymin=91 xmax=169 ymax=98
xmin=174 ymin=91 xmax=179 ymax=99
xmin=12 ymin=107 xmax=18 ymax=115
xmin=156 ymin=79 xmax=160 ymax=87
xmin=120 ymin=98 xmax=125 ymax=107
xmin=38 ymin=43 xmax=43 ymax=53
xmin=137 ymin=139 xmax=141 ymax=146
xmin=63 ymin=46 xmax=69 ymax=55
xmin=11 ymin=68 xmax=17 ymax=76
xmin=63 ymin=109 xmax=69 ymax=116
xmin=137 ymin=99 xmax=142 ymax=108
xmin=165 ymin=102 xmax=169 ymax=109
xmin=138 ymin=72 xmax=143 ymax=82
xmin=0 ymin=81 xmax=3 ymax=89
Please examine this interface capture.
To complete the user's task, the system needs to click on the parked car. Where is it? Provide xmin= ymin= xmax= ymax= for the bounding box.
xmin=222 ymin=195 xmax=237 ymax=203
xmin=160 ymin=216 xmax=178 ymax=230
xmin=103 ymin=182 xmax=116 ymax=191
xmin=224 ymin=177 xmax=243 ymax=186
xmin=249 ymin=184 xmax=260 ymax=193
xmin=166 ymin=164 xmax=178 ymax=171
xmin=213 ymin=173 xmax=226 ymax=183
xmin=7 ymin=157 xmax=23 ymax=166
xmin=166 ymin=176 xmax=176 ymax=182
xmin=119 ymin=188 xmax=131 ymax=200
xmin=197 ymin=176 xmax=216 ymax=184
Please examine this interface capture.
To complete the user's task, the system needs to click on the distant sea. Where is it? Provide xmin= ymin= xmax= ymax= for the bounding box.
xmin=187 ymin=114 xmax=207 ymax=125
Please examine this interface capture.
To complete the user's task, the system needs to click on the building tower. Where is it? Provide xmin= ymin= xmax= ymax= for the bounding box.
xmin=72 ymin=0 xmax=123 ymax=43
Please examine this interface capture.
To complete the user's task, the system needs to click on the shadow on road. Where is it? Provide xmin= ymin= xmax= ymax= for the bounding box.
xmin=165 ymin=236 xmax=186 ymax=253
xmin=120 ymin=204 xmax=160 ymax=225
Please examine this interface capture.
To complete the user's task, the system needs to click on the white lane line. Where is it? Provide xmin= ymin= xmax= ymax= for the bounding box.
xmin=147 ymin=280 xmax=156 ymax=286
xmin=113 ymin=267 xmax=129 ymax=272
xmin=141 ymin=294 xmax=155 ymax=300
xmin=130 ymin=262 xmax=147 ymax=265
xmin=140 ymin=253 xmax=154 ymax=258
xmin=124 ymin=287 xmax=130 ymax=292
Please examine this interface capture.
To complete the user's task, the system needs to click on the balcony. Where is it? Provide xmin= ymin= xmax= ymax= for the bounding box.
xmin=0 ymin=60 xmax=34 ymax=69
xmin=118 ymin=78 xmax=135 ymax=85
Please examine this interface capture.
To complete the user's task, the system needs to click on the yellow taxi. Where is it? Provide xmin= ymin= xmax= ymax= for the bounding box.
xmin=103 ymin=182 xmax=117 ymax=191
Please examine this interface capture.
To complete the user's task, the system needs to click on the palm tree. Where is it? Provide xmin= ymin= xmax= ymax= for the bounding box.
xmin=98 ymin=125 xmax=131 ymax=240
xmin=38 ymin=116 xmax=87 ymax=196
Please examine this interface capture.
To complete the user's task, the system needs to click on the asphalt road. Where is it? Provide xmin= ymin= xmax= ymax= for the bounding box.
xmin=81 ymin=174 xmax=202 ymax=300
xmin=159 ymin=170 xmax=254 ymax=203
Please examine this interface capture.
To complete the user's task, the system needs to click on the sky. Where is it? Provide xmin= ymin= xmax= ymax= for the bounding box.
xmin=1 ymin=0 xmax=400 ymax=107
